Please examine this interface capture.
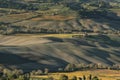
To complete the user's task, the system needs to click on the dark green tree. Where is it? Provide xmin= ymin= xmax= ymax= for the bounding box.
xmin=60 ymin=74 xmax=68 ymax=80
xmin=88 ymin=74 xmax=92 ymax=80
xmin=83 ymin=75 xmax=86 ymax=80
xmin=71 ymin=76 xmax=77 ymax=80
xmin=92 ymin=76 xmax=99 ymax=80
xmin=79 ymin=77 xmax=82 ymax=80
xmin=64 ymin=64 xmax=76 ymax=71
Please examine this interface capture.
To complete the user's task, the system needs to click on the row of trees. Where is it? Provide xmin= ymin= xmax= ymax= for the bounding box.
xmin=62 ymin=63 xmax=120 ymax=72
xmin=0 ymin=68 xmax=26 ymax=80
xmin=30 ymin=68 xmax=49 ymax=76
xmin=27 ymin=63 xmax=120 ymax=77
xmin=59 ymin=74 xmax=99 ymax=80
xmin=0 ymin=0 xmax=81 ymax=10
xmin=0 ymin=0 xmax=119 ymax=11
xmin=30 ymin=72 xmax=100 ymax=80
xmin=0 ymin=64 xmax=29 ymax=80
xmin=0 ymin=67 xmax=100 ymax=80
xmin=0 ymin=24 xmax=118 ymax=35
xmin=0 ymin=63 xmax=119 ymax=80
xmin=0 ymin=24 xmax=84 ymax=35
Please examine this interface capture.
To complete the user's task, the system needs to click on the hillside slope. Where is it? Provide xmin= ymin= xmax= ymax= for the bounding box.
xmin=0 ymin=0 xmax=120 ymax=35
xmin=0 ymin=35 xmax=120 ymax=71
xmin=0 ymin=0 xmax=120 ymax=72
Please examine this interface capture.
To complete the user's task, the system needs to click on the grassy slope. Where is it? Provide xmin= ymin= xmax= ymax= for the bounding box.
xmin=0 ymin=34 xmax=120 ymax=71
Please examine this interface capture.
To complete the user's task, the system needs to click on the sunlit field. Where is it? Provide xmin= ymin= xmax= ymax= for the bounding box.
xmin=15 ymin=33 xmax=99 ymax=38
xmin=31 ymin=70 xmax=120 ymax=80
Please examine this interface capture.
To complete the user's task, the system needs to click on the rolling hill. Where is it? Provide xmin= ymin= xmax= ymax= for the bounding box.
xmin=0 ymin=0 xmax=120 ymax=72
xmin=0 ymin=0 xmax=120 ymax=35
xmin=0 ymin=34 xmax=120 ymax=71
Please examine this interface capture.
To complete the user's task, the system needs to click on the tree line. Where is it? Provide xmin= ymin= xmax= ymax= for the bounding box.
xmin=0 ymin=67 xmax=100 ymax=80
xmin=63 ymin=63 xmax=120 ymax=72
xmin=0 ymin=0 xmax=119 ymax=11
xmin=0 ymin=63 xmax=119 ymax=80
xmin=0 ymin=22 xmax=118 ymax=35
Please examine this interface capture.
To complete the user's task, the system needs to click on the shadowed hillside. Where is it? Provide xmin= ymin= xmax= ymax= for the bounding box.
xmin=0 ymin=0 xmax=120 ymax=72
xmin=0 ymin=35 xmax=120 ymax=71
